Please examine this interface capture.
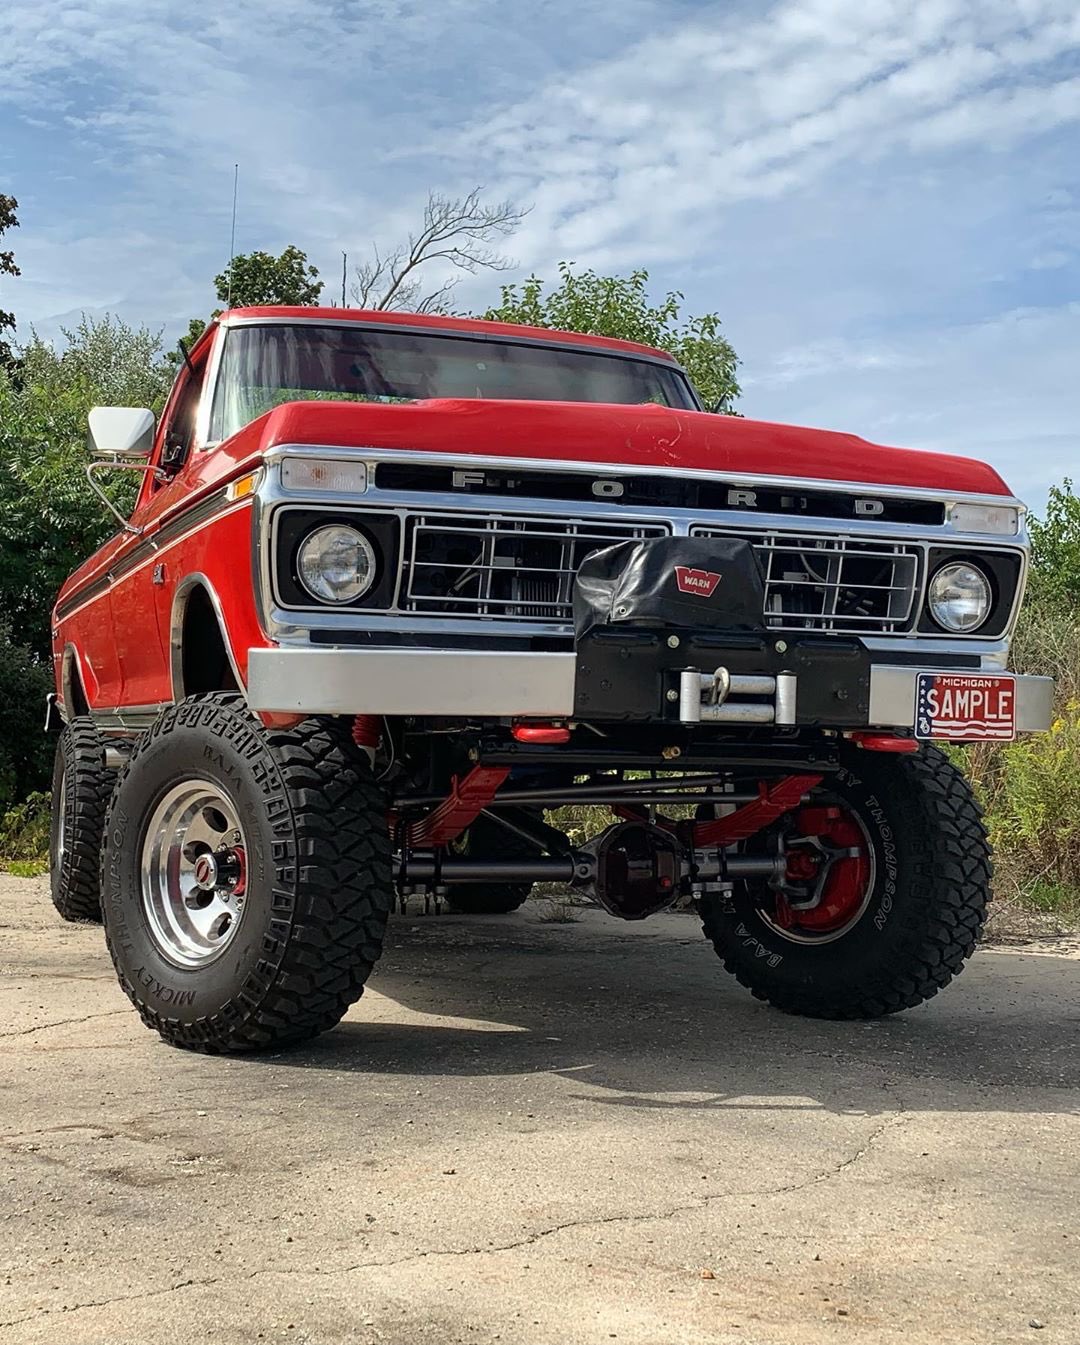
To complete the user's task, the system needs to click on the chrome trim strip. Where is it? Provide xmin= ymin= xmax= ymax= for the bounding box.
xmin=868 ymin=667 xmax=1053 ymax=733
xmin=90 ymin=703 xmax=169 ymax=735
xmin=194 ymin=322 xmax=227 ymax=450
xmin=55 ymin=572 xmax=112 ymax=623
xmin=269 ymin=609 xmax=578 ymax=642
xmin=246 ymin=647 xmax=577 ymax=717
xmin=55 ymin=484 xmax=239 ymax=622
xmin=859 ymin=635 xmax=1012 ymax=670
xmin=60 ymin=643 xmax=87 ymax=718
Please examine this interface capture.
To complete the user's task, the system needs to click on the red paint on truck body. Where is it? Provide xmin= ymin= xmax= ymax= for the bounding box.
xmin=253 ymin=397 xmax=1010 ymax=496
xmin=51 ymin=307 xmax=1016 ymax=719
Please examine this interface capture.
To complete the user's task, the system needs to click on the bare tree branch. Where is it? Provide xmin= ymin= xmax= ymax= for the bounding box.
xmin=351 ymin=188 xmax=529 ymax=314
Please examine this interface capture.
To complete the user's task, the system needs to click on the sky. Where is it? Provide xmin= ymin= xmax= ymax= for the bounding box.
xmin=1 ymin=0 xmax=1078 ymax=510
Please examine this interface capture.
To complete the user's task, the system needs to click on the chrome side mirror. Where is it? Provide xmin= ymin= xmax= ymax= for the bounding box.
xmin=87 ymin=406 xmax=156 ymax=459
xmin=85 ymin=406 xmax=165 ymax=535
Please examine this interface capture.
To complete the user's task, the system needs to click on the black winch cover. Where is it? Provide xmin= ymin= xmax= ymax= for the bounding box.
xmin=573 ymin=536 xmax=765 ymax=638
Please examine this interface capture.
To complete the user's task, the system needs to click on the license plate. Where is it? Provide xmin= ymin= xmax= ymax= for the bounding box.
xmin=914 ymin=673 xmax=1016 ymax=741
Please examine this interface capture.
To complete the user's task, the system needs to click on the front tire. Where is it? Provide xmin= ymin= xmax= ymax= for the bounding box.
xmin=100 ymin=696 xmax=392 ymax=1052
xmin=700 ymin=745 xmax=990 ymax=1019
xmin=50 ymin=718 xmax=114 ymax=923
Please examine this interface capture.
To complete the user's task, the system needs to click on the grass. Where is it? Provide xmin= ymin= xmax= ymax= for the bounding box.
xmin=0 ymin=791 xmax=50 ymax=874
xmin=5 ymin=857 xmax=48 ymax=878
xmin=535 ymin=896 xmax=583 ymax=923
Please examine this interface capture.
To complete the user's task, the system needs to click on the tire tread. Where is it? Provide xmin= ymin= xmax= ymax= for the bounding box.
xmin=102 ymin=695 xmax=392 ymax=1053
xmin=700 ymin=745 xmax=991 ymax=1019
xmin=51 ymin=718 xmax=114 ymax=923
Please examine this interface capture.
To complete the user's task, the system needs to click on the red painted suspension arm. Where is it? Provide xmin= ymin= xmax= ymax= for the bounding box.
xmin=691 ymin=774 xmax=823 ymax=846
xmin=616 ymin=774 xmax=824 ymax=847
xmin=406 ymin=766 xmax=511 ymax=848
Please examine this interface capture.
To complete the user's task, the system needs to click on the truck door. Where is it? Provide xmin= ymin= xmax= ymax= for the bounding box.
xmin=105 ymin=341 xmax=213 ymax=709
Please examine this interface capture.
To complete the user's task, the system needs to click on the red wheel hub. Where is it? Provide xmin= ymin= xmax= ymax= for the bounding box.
xmin=775 ymin=805 xmax=871 ymax=933
xmin=231 ymin=845 xmax=247 ymax=898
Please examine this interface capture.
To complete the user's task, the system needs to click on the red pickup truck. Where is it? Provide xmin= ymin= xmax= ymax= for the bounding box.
xmin=48 ymin=306 xmax=1053 ymax=1053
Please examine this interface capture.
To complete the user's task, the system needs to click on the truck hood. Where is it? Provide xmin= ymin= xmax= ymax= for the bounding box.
xmin=248 ymin=397 xmax=1012 ymax=497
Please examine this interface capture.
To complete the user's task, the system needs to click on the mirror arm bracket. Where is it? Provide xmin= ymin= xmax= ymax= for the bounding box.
xmin=85 ymin=461 xmax=169 ymax=537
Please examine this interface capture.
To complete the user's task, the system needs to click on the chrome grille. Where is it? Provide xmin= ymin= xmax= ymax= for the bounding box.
xmin=398 ymin=510 xmax=920 ymax=634
xmin=403 ymin=513 xmax=668 ymax=621
xmin=692 ymin=527 xmax=920 ymax=633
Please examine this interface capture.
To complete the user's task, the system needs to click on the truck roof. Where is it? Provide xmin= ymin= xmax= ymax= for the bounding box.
xmin=217 ymin=306 xmax=680 ymax=366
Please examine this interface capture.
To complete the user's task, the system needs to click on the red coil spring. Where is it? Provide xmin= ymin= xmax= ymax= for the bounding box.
xmin=351 ymin=714 xmax=381 ymax=753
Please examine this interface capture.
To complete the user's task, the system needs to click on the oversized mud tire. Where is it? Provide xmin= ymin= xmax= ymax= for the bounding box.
xmin=700 ymin=744 xmax=990 ymax=1019
xmin=444 ymin=816 xmax=538 ymax=915
xmin=49 ymin=718 xmax=114 ymax=923
xmin=100 ymin=695 xmax=392 ymax=1053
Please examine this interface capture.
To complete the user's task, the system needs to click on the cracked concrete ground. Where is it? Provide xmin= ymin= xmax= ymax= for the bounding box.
xmin=2 ymin=873 xmax=1079 ymax=1345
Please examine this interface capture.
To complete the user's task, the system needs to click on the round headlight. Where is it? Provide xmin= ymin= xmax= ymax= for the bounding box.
xmin=928 ymin=562 xmax=991 ymax=633
xmin=296 ymin=525 xmax=376 ymax=604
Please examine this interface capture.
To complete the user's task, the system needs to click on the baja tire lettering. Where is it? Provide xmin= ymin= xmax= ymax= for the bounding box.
xmin=100 ymin=693 xmax=393 ymax=1053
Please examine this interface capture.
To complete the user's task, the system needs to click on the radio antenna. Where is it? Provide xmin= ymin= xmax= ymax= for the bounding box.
xmin=226 ymin=163 xmax=239 ymax=308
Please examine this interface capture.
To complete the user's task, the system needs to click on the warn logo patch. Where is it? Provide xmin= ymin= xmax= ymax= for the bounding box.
xmin=674 ymin=565 xmax=721 ymax=597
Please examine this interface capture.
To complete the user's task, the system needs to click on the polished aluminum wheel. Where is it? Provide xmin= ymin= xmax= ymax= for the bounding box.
xmin=55 ymin=773 xmax=67 ymax=868
xmin=140 ymin=779 xmax=248 ymax=968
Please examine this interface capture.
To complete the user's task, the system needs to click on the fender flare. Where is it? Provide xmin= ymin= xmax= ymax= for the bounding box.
xmin=169 ymin=574 xmax=246 ymax=703
xmin=60 ymin=642 xmax=94 ymax=719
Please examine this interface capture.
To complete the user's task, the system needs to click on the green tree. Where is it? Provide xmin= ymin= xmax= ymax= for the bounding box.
xmin=168 ymin=245 xmax=323 ymax=370
xmin=1028 ymin=479 xmax=1080 ymax=606
xmin=0 ymin=619 xmax=52 ymax=815
xmin=483 ymin=263 xmax=740 ymax=412
xmin=0 ymin=316 xmax=172 ymax=659
xmin=215 ymin=245 xmax=323 ymax=308
xmin=163 ymin=316 xmax=209 ymax=375
xmin=0 ymin=194 xmax=19 ymax=366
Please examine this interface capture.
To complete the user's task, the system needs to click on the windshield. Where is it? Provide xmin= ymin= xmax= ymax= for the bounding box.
xmin=208 ymin=322 xmax=697 ymax=442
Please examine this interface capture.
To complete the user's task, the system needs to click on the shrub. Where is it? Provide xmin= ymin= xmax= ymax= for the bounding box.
xmin=0 ymin=621 xmax=52 ymax=813
xmin=0 ymin=790 xmax=50 ymax=864
xmin=1028 ymin=479 xmax=1080 ymax=607
xmin=987 ymin=703 xmax=1080 ymax=890
xmin=956 ymin=584 xmax=1080 ymax=915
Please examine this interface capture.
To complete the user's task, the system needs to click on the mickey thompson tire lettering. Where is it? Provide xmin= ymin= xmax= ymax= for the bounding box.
xmin=49 ymin=717 xmax=115 ymax=923
xmin=99 ymin=693 xmax=393 ymax=1053
xmin=699 ymin=744 xmax=991 ymax=1019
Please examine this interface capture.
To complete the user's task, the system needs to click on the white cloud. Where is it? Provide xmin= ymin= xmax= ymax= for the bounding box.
xmin=747 ymin=304 xmax=1080 ymax=509
xmin=448 ymin=0 xmax=1080 ymax=273
xmin=1 ymin=0 xmax=1077 ymax=506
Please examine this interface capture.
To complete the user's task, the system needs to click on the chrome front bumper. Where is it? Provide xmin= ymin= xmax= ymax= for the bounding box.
xmin=248 ymin=647 xmax=578 ymax=717
xmin=246 ymin=646 xmax=1054 ymax=734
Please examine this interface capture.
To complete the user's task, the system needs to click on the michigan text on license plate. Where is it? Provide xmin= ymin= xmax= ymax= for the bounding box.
xmin=914 ymin=673 xmax=1016 ymax=741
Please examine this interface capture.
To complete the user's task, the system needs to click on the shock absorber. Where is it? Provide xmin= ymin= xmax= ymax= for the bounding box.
xmin=351 ymin=714 xmax=381 ymax=767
